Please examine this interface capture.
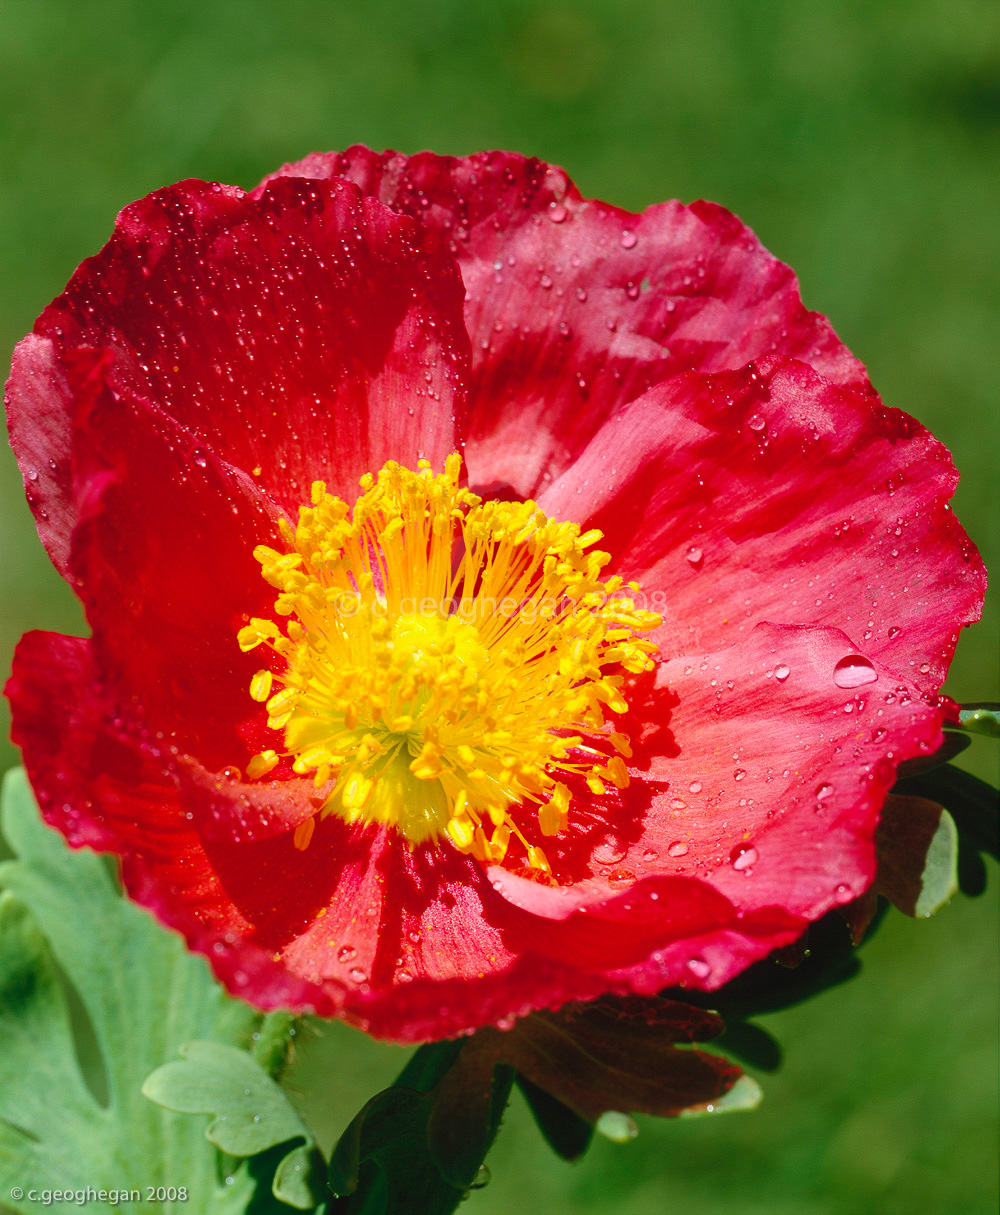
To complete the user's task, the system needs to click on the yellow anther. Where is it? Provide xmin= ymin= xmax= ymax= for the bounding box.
xmin=446 ymin=816 xmax=475 ymax=850
xmin=527 ymin=845 xmax=552 ymax=874
xmin=601 ymin=755 xmax=630 ymax=789
xmin=250 ymin=670 xmax=273 ymax=702
xmin=237 ymin=619 xmax=281 ymax=652
xmin=343 ymin=773 xmax=374 ymax=811
xmin=293 ymin=816 xmax=316 ymax=850
xmin=246 ymin=750 xmax=279 ymax=779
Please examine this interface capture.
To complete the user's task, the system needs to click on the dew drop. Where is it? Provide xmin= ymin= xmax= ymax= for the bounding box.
xmin=593 ymin=840 xmax=627 ymax=866
xmin=348 ymin=967 xmax=368 ymax=984
xmin=688 ymin=780 xmax=703 ymax=793
xmin=833 ymin=654 xmax=878 ymax=688
xmin=619 ymin=229 xmax=638 ymax=249
xmin=547 ymin=203 xmax=568 ymax=223
xmin=608 ymin=867 xmax=635 ymax=889
xmin=686 ymin=956 xmax=711 ymax=979
xmin=730 ymin=844 xmax=758 ymax=871
xmin=470 ymin=1164 xmax=492 ymax=1189
xmin=733 ymin=769 xmax=746 ymax=781
xmin=774 ymin=664 xmax=790 ymax=682
xmin=192 ymin=448 xmax=208 ymax=468
xmin=667 ymin=840 xmax=689 ymax=858
xmin=670 ymin=797 xmax=687 ymax=810
xmin=642 ymin=847 xmax=658 ymax=862
xmin=685 ymin=545 xmax=704 ymax=568
xmin=815 ymin=783 xmax=834 ymax=799
xmin=337 ymin=945 xmax=357 ymax=963
xmin=747 ymin=413 xmax=766 ymax=432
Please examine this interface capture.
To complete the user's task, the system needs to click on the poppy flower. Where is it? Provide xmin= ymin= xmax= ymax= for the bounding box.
xmin=5 ymin=148 xmax=985 ymax=1042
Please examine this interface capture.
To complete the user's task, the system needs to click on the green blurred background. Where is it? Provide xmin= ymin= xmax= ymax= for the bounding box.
xmin=0 ymin=1 xmax=996 ymax=1212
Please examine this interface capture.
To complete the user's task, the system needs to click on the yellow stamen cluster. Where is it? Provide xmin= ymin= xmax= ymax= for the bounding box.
xmin=238 ymin=454 xmax=659 ymax=874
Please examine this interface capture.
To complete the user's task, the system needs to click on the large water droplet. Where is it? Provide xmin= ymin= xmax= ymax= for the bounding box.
xmin=619 ymin=229 xmax=638 ymax=249
xmin=596 ymin=1111 xmax=639 ymax=1142
xmin=685 ymin=545 xmax=704 ymax=568
xmin=833 ymin=654 xmax=878 ymax=688
xmin=686 ymin=956 xmax=711 ymax=979
xmin=774 ymin=664 xmax=790 ymax=682
xmin=667 ymin=840 xmax=689 ymax=857
xmin=730 ymin=844 xmax=758 ymax=871
xmin=747 ymin=413 xmax=766 ymax=432
xmin=337 ymin=944 xmax=357 ymax=963
xmin=469 ymin=1164 xmax=492 ymax=1189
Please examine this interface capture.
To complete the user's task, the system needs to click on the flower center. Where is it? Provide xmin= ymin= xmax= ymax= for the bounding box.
xmin=237 ymin=454 xmax=660 ymax=874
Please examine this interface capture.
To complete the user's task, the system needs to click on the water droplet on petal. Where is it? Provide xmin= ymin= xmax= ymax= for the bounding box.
xmin=547 ymin=203 xmax=568 ymax=223
xmin=815 ymin=783 xmax=834 ymax=799
xmin=667 ymin=841 xmax=689 ymax=857
xmin=608 ymin=867 xmax=635 ymax=889
xmin=685 ymin=545 xmax=704 ymax=568
xmin=774 ymin=664 xmax=790 ymax=682
xmin=620 ymin=229 xmax=638 ymax=249
xmin=747 ymin=414 xmax=766 ymax=432
xmin=833 ymin=654 xmax=878 ymax=688
xmin=688 ymin=780 xmax=702 ymax=793
xmin=337 ymin=945 xmax=357 ymax=963
xmin=686 ymin=956 xmax=711 ymax=979
xmin=730 ymin=844 xmax=758 ymax=871
xmin=733 ymin=769 xmax=746 ymax=781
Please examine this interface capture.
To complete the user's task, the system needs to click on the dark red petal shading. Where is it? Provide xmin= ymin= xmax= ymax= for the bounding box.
xmin=539 ymin=356 xmax=985 ymax=694
xmin=261 ymin=147 xmax=870 ymax=497
xmin=4 ymin=630 xmax=331 ymax=1013
xmin=6 ymin=175 xmax=470 ymax=572
xmin=61 ymin=358 xmax=288 ymax=768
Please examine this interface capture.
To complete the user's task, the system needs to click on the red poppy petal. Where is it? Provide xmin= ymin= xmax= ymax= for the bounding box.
xmin=262 ymin=147 xmax=868 ymax=497
xmin=5 ymin=628 xmax=335 ymax=1013
xmin=61 ymin=362 xmax=287 ymax=769
xmin=8 ymin=175 xmax=469 ymax=546
xmin=539 ymin=355 xmax=985 ymax=693
xmin=496 ymin=620 xmax=944 ymax=928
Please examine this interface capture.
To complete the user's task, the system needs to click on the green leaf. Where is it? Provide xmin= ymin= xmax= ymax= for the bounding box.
xmin=955 ymin=703 xmax=1000 ymax=738
xmin=0 ymin=769 xmax=260 ymax=1213
xmin=328 ymin=1041 xmax=513 ymax=1214
xmin=892 ymin=762 xmax=998 ymax=896
xmin=874 ymin=795 xmax=959 ymax=918
xmin=515 ymin=1075 xmax=593 ymax=1161
xmin=143 ymin=1041 xmax=325 ymax=1209
xmin=676 ymin=1075 xmax=763 ymax=1118
xmin=328 ymin=1086 xmax=464 ymax=1215
xmin=144 ymin=1041 xmax=310 ymax=1155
